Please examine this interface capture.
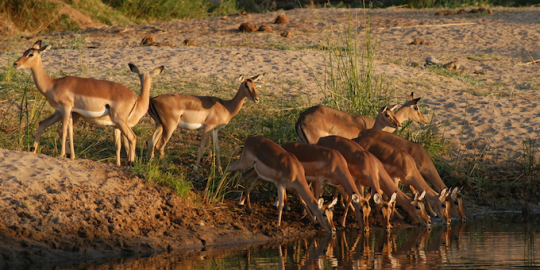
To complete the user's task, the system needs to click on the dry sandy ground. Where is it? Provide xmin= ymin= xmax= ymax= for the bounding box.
xmin=0 ymin=6 xmax=539 ymax=267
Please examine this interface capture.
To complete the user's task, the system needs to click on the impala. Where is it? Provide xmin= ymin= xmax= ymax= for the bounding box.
xmin=147 ymin=73 xmax=264 ymax=171
xmin=353 ymin=136 xmax=452 ymax=225
xmin=227 ymin=136 xmax=337 ymax=234
xmin=356 ymin=128 xmax=466 ymax=221
xmin=316 ymin=136 xmax=431 ymax=226
xmin=296 ymin=105 xmax=400 ymax=145
xmin=28 ymin=63 xmax=163 ymax=165
xmin=13 ymin=40 xmax=162 ymax=166
xmin=384 ymin=92 xmax=427 ymax=132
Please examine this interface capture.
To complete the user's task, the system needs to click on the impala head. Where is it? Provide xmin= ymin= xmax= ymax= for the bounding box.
xmin=13 ymin=40 xmax=51 ymax=70
xmin=238 ymin=73 xmax=265 ymax=104
xmin=411 ymin=190 xmax=431 ymax=227
xmin=374 ymin=192 xmax=396 ymax=231
xmin=403 ymin=92 xmax=427 ymax=125
xmin=351 ymin=193 xmax=371 ymax=232
xmin=448 ymin=186 xmax=466 ymax=221
xmin=377 ymin=105 xmax=401 ymax=130
xmin=433 ymin=188 xmax=452 ymax=225
xmin=317 ymin=198 xmax=337 ymax=234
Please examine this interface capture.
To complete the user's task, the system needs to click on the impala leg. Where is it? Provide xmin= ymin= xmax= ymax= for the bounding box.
xmin=211 ymin=129 xmax=222 ymax=170
xmin=68 ymin=116 xmax=75 ymax=159
xmin=241 ymin=177 xmax=263 ymax=210
xmin=195 ymin=130 xmax=211 ymax=171
xmin=276 ymin=185 xmax=286 ymax=226
xmin=156 ymin=121 xmax=177 ymax=160
xmin=32 ymin=111 xmax=62 ymax=153
xmin=115 ymin=121 xmax=136 ymax=166
xmin=240 ymin=168 xmax=258 ymax=207
xmin=114 ymin=128 xmax=122 ymax=166
xmin=59 ymin=108 xmax=72 ymax=158
xmin=147 ymin=123 xmax=163 ymax=159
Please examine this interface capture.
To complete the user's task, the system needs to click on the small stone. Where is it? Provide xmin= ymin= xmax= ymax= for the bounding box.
xmin=239 ymin=22 xmax=257 ymax=32
xmin=258 ymin=24 xmax=273 ymax=32
xmin=274 ymin=15 xmax=289 ymax=24
xmin=141 ymin=35 xmax=155 ymax=45
xmin=184 ymin=39 xmax=197 ymax=46
xmin=457 ymin=9 xmax=466 ymax=14
xmin=435 ymin=11 xmax=445 ymax=16
xmin=281 ymin=31 xmax=293 ymax=38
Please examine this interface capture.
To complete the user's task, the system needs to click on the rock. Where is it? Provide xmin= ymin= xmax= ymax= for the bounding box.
xmin=258 ymin=24 xmax=273 ymax=32
xmin=274 ymin=15 xmax=289 ymax=24
xmin=280 ymin=31 xmax=293 ymax=38
xmin=425 ymin=56 xmax=439 ymax=67
xmin=184 ymin=39 xmax=197 ymax=46
xmin=141 ymin=35 xmax=155 ymax=45
xmin=239 ymin=22 xmax=257 ymax=32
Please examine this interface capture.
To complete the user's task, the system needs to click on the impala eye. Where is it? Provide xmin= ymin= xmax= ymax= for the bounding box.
xmin=442 ymin=204 xmax=447 ymax=208
xmin=454 ymin=201 xmax=460 ymax=205
xmin=414 ymin=106 xmax=419 ymax=110
xmin=415 ymin=206 xmax=421 ymax=210
xmin=28 ymin=53 xmax=34 ymax=57
xmin=385 ymin=114 xmax=389 ymax=117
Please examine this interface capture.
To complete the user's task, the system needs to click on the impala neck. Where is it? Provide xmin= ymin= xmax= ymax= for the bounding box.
xmin=130 ymin=74 xmax=152 ymax=121
xmin=394 ymin=106 xmax=409 ymax=124
xmin=29 ymin=60 xmax=55 ymax=96
xmin=223 ymin=85 xmax=248 ymax=117
xmin=292 ymin=180 xmax=321 ymax=214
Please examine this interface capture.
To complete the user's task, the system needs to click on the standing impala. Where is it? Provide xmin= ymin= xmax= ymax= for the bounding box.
xmin=13 ymin=40 xmax=160 ymax=166
xmin=356 ymin=128 xmax=466 ymax=221
xmin=147 ymin=73 xmax=264 ymax=171
xmin=28 ymin=63 xmax=163 ymax=166
xmin=227 ymin=136 xmax=336 ymax=234
xmin=353 ymin=136 xmax=451 ymax=225
xmin=295 ymin=92 xmax=427 ymax=144
xmin=296 ymin=105 xmax=401 ymax=145
xmin=316 ymin=136 xmax=431 ymax=227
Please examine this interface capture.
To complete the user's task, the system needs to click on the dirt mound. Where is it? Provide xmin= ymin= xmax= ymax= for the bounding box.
xmin=0 ymin=149 xmax=345 ymax=267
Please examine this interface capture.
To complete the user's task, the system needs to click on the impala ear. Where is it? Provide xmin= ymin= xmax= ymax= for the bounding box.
xmin=152 ymin=66 xmax=164 ymax=75
xmin=389 ymin=104 xmax=399 ymax=111
xmin=372 ymin=193 xmax=381 ymax=205
xmin=128 ymin=63 xmax=140 ymax=74
xmin=413 ymin=97 xmax=422 ymax=103
xmin=327 ymin=197 xmax=338 ymax=209
xmin=379 ymin=106 xmax=388 ymax=113
xmin=417 ymin=190 xmax=426 ymax=201
xmin=251 ymin=72 xmax=266 ymax=82
xmin=407 ymin=92 xmax=414 ymax=101
xmin=439 ymin=188 xmax=448 ymax=200
xmin=32 ymin=40 xmax=42 ymax=49
xmin=389 ymin=192 xmax=397 ymax=204
xmin=39 ymin=44 xmax=52 ymax=54
xmin=364 ymin=192 xmax=371 ymax=202
xmin=318 ymin=198 xmax=324 ymax=209
xmin=238 ymin=75 xmax=245 ymax=82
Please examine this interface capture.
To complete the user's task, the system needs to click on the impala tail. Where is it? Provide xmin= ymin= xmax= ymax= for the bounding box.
xmin=295 ymin=119 xmax=308 ymax=144
xmin=147 ymin=98 xmax=162 ymax=127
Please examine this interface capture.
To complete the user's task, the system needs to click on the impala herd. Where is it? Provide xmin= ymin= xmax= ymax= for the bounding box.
xmin=13 ymin=40 xmax=465 ymax=235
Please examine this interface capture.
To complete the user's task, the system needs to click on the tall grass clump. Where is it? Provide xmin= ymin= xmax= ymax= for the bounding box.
xmin=308 ymin=8 xmax=393 ymax=118
xmin=132 ymin=159 xmax=192 ymax=197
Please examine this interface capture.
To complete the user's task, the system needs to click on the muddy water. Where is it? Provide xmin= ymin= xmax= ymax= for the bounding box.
xmin=17 ymin=213 xmax=540 ymax=269
xmin=189 ymin=213 xmax=540 ymax=269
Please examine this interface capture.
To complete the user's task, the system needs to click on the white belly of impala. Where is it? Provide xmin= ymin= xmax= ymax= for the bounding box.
xmin=178 ymin=121 xmax=204 ymax=130
xmin=72 ymin=108 xmax=109 ymax=118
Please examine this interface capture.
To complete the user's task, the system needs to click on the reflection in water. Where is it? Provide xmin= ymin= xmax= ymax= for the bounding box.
xmin=18 ymin=214 xmax=540 ymax=269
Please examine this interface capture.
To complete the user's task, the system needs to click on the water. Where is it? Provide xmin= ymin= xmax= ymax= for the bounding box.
xmin=17 ymin=213 xmax=540 ymax=269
